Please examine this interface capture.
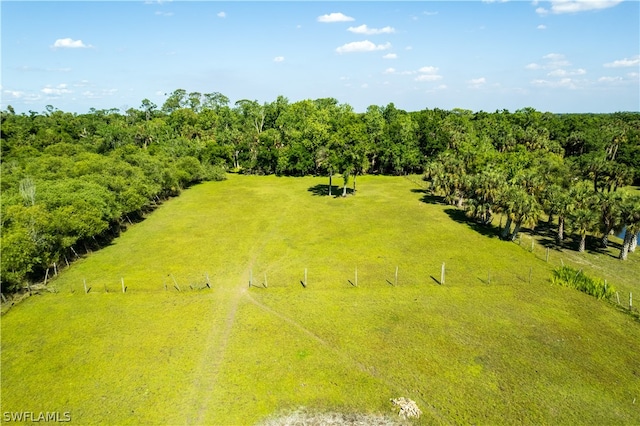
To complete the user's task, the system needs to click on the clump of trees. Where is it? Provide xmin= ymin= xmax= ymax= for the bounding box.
xmin=421 ymin=108 xmax=640 ymax=259
xmin=1 ymin=91 xmax=639 ymax=293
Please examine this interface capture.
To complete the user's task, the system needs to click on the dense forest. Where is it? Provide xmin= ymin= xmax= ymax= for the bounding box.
xmin=1 ymin=89 xmax=640 ymax=293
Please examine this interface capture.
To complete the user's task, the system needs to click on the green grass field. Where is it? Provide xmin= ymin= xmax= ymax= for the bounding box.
xmin=2 ymin=174 xmax=639 ymax=425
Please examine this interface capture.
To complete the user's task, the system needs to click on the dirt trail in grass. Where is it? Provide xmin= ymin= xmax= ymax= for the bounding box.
xmin=244 ymin=291 xmax=451 ymax=425
xmin=186 ymin=281 xmax=244 ymax=425
xmin=187 ymin=189 xmax=295 ymax=424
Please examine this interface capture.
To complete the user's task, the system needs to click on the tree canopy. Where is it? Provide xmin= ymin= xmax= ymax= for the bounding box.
xmin=1 ymin=92 xmax=639 ymax=292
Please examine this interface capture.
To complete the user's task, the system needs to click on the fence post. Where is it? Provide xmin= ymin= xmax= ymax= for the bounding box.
xmin=441 ymin=262 xmax=445 ymax=285
xmin=121 ymin=277 xmax=126 ymax=293
xmin=630 ymin=292 xmax=633 ymax=310
xmin=546 ymin=247 xmax=549 ymax=262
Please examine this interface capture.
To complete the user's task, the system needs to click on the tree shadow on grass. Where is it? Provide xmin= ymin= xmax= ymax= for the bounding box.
xmin=411 ymin=188 xmax=445 ymax=205
xmin=308 ymin=184 xmax=353 ymax=197
xmin=444 ymin=208 xmax=500 ymax=239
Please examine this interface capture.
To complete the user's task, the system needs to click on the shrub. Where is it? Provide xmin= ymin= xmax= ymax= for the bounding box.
xmin=551 ymin=266 xmax=615 ymax=300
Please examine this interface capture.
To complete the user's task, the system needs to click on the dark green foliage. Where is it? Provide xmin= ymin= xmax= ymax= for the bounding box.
xmin=2 ymin=94 xmax=638 ymax=292
xmin=551 ymin=266 xmax=615 ymax=300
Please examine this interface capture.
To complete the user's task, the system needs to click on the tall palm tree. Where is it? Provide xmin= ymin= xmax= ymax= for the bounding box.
xmin=498 ymin=186 xmax=542 ymax=241
xmin=570 ymin=208 xmax=600 ymax=252
xmin=598 ymin=191 xmax=624 ymax=248
xmin=619 ymin=196 xmax=640 ymax=260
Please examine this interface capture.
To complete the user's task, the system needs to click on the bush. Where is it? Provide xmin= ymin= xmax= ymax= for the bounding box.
xmin=551 ymin=266 xmax=615 ymax=300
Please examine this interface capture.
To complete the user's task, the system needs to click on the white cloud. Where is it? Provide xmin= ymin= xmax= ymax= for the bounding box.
xmin=537 ymin=24 xmax=547 ymax=30
xmin=531 ymin=77 xmax=582 ymax=89
xmin=4 ymin=90 xmax=25 ymax=98
xmin=383 ymin=67 xmax=396 ymax=74
xmin=273 ymin=56 xmax=285 ymax=62
xmin=217 ymin=11 xmax=226 ymax=18
xmin=52 ymin=38 xmax=92 ymax=49
xmin=82 ymin=88 xmax=118 ymax=99
xmin=336 ymin=40 xmax=391 ymax=54
xmin=419 ymin=66 xmax=439 ymax=74
xmin=155 ymin=11 xmax=174 ymax=16
xmin=361 ymin=83 xmax=369 ymax=89
xmin=415 ymin=74 xmax=443 ymax=82
xmin=527 ymin=53 xmax=571 ymax=70
xmin=405 ymin=46 xmax=413 ymax=51
xmin=543 ymin=53 xmax=571 ymax=67
xmin=347 ymin=24 xmax=395 ymax=35
xmin=317 ymin=12 xmax=354 ymax=23
xmin=383 ymin=53 xmax=397 ymax=59
xmin=548 ymin=68 xmax=586 ymax=76
xmin=536 ymin=0 xmax=623 ymax=15
xmin=468 ymin=77 xmax=487 ymax=89
xmin=423 ymin=11 xmax=439 ymax=16
xmin=598 ymin=76 xmax=623 ymax=82
xmin=603 ymin=55 xmax=640 ymax=68
xmin=628 ymin=72 xmax=639 ymax=79
xmin=41 ymin=83 xmax=72 ymax=96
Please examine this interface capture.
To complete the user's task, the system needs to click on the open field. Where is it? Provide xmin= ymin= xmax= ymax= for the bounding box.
xmin=2 ymin=174 xmax=639 ymax=425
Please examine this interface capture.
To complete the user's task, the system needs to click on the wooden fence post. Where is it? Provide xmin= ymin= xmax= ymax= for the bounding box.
xmin=546 ymin=247 xmax=549 ymax=262
xmin=170 ymin=275 xmax=179 ymax=292
xmin=121 ymin=277 xmax=126 ymax=293
xmin=441 ymin=262 xmax=445 ymax=285
xmin=630 ymin=292 xmax=633 ymax=310
xmin=83 ymin=278 xmax=88 ymax=294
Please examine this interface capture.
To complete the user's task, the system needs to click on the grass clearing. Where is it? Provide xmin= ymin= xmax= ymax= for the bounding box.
xmin=2 ymin=175 xmax=639 ymax=424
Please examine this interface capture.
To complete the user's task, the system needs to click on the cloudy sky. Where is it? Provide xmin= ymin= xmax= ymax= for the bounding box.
xmin=1 ymin=1 xmax=638 ymax=114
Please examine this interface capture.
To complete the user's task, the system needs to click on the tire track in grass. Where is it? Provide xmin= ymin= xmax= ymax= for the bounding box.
xmin=244 ymin=291 xmax=451 ymax=425
xmin=187 ymin=187 xmax=295 ymax=424
xmin=187 ymin=279 xmax=245 ymax=425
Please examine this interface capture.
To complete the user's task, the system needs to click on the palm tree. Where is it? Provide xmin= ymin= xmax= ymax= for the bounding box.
xmin=619 ymin=196 xmax=640 ymax=260
xmin=465 ymin=169 xmax=506 ymax=225
xmin=569 ymin=208 xmax=600 ymax=252
xmin=509 ymin=193 xmax=542 ymax=241
xmin=541 ymin=184 xmax=573 ymax=244
xmin=597 ymin=191 xmax=624 ymax=248
xmin=498 ymin=186 xmax=542 ymax=241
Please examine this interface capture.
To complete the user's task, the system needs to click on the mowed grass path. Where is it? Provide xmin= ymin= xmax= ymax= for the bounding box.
xmin=2 ymin=175 xmax=639 ymax=425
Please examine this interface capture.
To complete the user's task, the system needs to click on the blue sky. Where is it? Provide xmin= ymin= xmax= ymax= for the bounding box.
xmin=1 ymin=1 xmax=638 ymax=114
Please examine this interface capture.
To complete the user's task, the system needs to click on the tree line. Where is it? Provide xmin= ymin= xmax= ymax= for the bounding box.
xmin=1 ymin=89 xmax=639 ymax=292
